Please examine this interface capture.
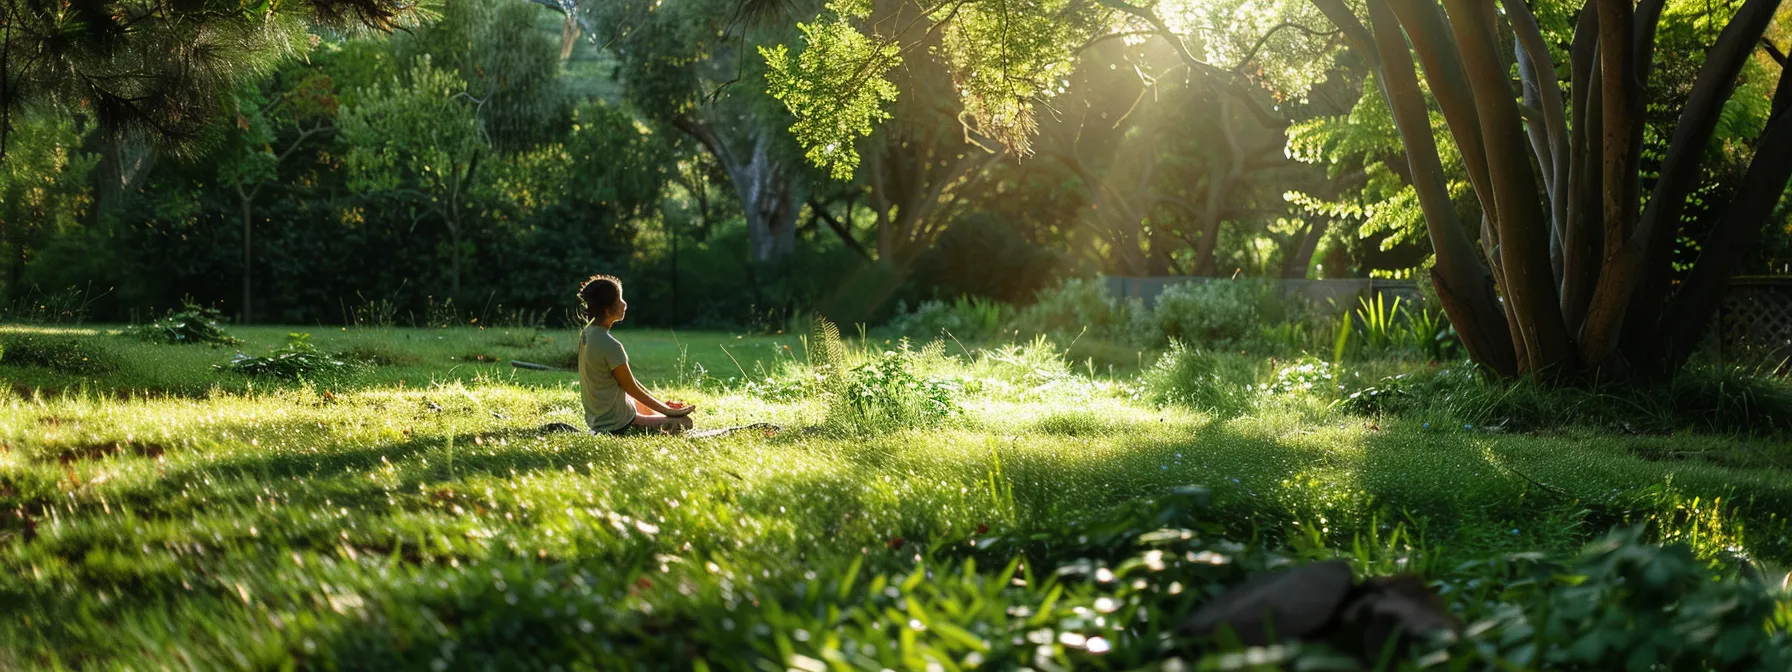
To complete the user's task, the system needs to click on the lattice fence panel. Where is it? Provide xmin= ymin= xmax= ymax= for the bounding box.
xmin=1718 ymin=279 xmax=1792 ymax=364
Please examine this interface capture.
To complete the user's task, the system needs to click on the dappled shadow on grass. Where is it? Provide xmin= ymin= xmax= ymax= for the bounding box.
xmin=13 ymin=392 xmax=1792 ymax=666
xmin=1615 ymin=432 xmax=1792 ymax=470
xmin=1025 ymin=408 xmax=1132 ymax=436
xmin=20 ymin=435 xmax=171 ymax=466
xmin=1355 ymin=422 xmax=1792 ymax=566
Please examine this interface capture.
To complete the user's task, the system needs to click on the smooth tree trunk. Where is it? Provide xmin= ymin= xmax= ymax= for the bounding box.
xmin=442 ymin=149 xmax=479 ymax=296
xmin=1282 ymin=220 xmax=1328 ymax=279
xmin=240 ymin=188 xmax=255 ymax=324
xmin=1191 ymin=98 xmax=1249 ymax=277
xmin=1314 ymin=0 xmax=1792 ymax=380
xmin=674 ymin=116 xmax=804 ymax=264
xmin=732 ymin=132 xmax=802 ymax=263
xmin=230 ymin=123 xmax=328 ymax=324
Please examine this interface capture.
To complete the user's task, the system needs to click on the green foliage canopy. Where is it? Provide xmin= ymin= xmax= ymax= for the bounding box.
xmin=760 ymin=0 xmax=902 ymax=180
xmin=0 ymin=0 xmax=430 ymax=160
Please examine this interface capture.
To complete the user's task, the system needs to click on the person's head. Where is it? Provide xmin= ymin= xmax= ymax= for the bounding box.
xmin=578 ymin=274 xmax=626 ymax=325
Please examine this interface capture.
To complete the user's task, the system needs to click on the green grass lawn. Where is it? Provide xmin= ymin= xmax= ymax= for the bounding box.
xmin=2 ymin=324 xmax=1789 ymax=668
xmin=0 ymin=324 xmax=811 ymax=396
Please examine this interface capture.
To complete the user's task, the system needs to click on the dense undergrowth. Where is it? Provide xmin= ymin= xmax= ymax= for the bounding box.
xmin=2 ymin=321 xmax=1790 ymax=668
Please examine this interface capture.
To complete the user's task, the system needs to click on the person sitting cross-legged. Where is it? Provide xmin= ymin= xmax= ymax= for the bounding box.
xmin=577 ymin=274 xmax=696 ymax=434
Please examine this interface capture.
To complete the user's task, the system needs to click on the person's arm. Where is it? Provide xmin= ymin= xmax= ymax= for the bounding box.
xmin=611 ymin=363 xmax=696 ymax=416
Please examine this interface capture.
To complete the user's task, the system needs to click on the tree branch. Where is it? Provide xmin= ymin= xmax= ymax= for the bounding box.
xmin=1096 ymin=0 xmax=1290 ymax=129
xmin=1388 ymin=0 xmax=1498 ymax=236
xmin=1620 ymin=0 xmax=1782 ymax=358
xmin=1562 ymin=1 xmax=1602 ymax=334
xmin=1366 ymin=0 xmax=1516 ymax=376
xmin=808 ymin=198 xmax=872 ymax=261
xmin=1634 ymin=0 xmax=1667 ymax=82
xmin=1309 ymin=0 xmax=1380 ymax=70
xmin=1442 ymin=0 xmax=1573 ymax=372
xmin=1653 ymin=60 xmax=1792 ymax=372
xmin=1228 ymin=21 xmax=1342 ymax=76
xmin=1762 ymin=37 xmax=1788 ymax=66
xmin=1502 ymin=0 xmax=1570 ymax=289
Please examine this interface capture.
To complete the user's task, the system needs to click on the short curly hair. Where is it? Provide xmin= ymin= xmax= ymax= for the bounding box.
xmin=578 ymin=274 xmax=623 ymax=322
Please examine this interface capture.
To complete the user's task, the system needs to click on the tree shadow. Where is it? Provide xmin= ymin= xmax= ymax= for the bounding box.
xmin=1354 ymin=425 xmax=1792 ymax=565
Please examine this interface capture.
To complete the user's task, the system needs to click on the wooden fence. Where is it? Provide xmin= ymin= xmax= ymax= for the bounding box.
xmin=1715 ymin=277 xmax=1792 ymax=366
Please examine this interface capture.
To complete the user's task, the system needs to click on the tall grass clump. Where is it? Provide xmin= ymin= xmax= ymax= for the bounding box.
xmin=1346 ymin=293 xmax=1461 ymax=362
xmin=0 ymin=331 xmax=121 ymax=374
xmin=811 ymin=318 xmax=960 ymax=432
xmin=975 ymin=335 xmax=1071 ymax=389
xmin=1140 ymin=340 xmax=1258 ymax=416
xmin=0 ymin=285 xmax=100 ymax=324
xmin=125 ymin=300 xmax=240 ymax=345
xmin=346 ymin=292 xmax=399 ymax=328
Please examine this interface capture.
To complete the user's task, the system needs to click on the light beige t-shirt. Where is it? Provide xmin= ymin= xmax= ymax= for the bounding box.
xmin=579 ymin=326 xmax=636 ymax=432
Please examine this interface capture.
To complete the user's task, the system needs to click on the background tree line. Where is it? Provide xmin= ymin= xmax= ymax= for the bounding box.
xmin=4 ymin=0 xmax=1791 ymax=335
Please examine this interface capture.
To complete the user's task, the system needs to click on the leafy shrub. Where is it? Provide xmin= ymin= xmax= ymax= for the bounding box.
xmin=832 ymin=349 xmax=959 ymax=430
xmin=0 ymin=332 xmax=121 ymax=374
xmin=1009 ymin=277 xmax=1139 ymax=341
xmin=972 ymin=489 xmax=1792 ymax=670
xmin=1260 ymin=356 xmax=1338 ymax=397
xmin=887 ymin=295 xmax=1010 ymax=342
xmin=737 ymin=371 xmax=821 ymax=402
xmin=1353 ymin=293 xmax=1403 ymax=351
xmin=969 ymin=334 xmax=1114 ymax=401
xmin=1401 ymin=304 xmax=1460 ymax=362
xmin=331 ymin=487 xmax=1791 ymax=670
xmin=1140 ymin=341 xmax=1258 ymax=415
xmin=220 ymin=333 xmax=351 ymax=379
xmin=1444 ymin=526 xmax=1792 ymax=669
xmin=810 ymin=318 xmax=959 ymax=431
xmin=126 ymin=300 xmax=239 ymax=345
xmin=1257 ymin=319 xmax=1318 ymax=355
xmin=1133 ymin=279 xmax=1291 ymax=350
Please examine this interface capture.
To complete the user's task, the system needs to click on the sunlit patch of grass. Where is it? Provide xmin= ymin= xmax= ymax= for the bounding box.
xmin=2 ymin=327 xmax=1791 ymax=664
